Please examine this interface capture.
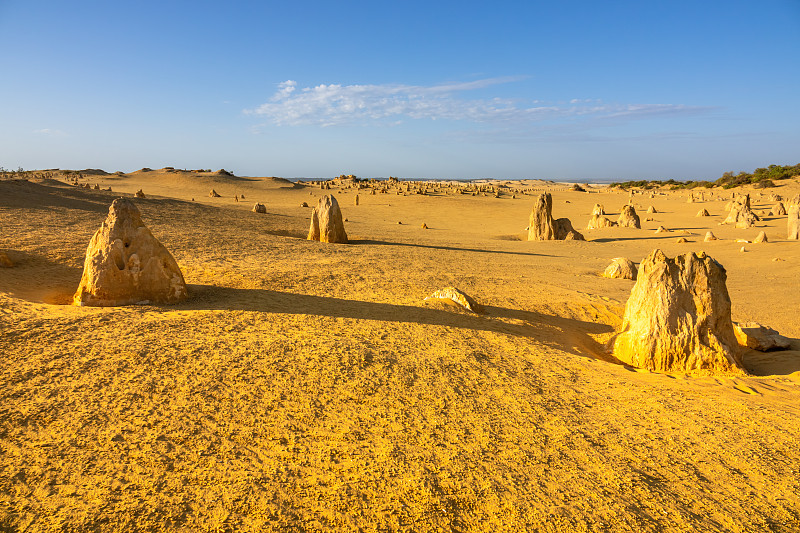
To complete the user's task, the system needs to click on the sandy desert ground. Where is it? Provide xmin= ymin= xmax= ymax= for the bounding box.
xmin=1 ymin=168 xmax=800 ymax=532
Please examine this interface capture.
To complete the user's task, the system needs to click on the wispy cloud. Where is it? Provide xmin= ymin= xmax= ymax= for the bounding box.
xmin=33 ymin=128 xmax=66 ymax=136
xmin=246 ymin=78 xmax=710 ymax=127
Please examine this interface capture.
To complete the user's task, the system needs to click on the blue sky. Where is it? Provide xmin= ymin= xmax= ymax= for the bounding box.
xmin=1 ymin=0 xmax=798 ymax=181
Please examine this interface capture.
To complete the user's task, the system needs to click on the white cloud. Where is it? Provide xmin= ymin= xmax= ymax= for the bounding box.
xmin=33 ymin=128 xmax=67 ymax=136
xmin=246 ymin=78 xmax=710 ymax=127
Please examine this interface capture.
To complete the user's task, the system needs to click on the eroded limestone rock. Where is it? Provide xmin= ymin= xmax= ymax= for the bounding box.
xmin=789 ymin=205 xmax=799 ymax=240
xmin=602 ymin=257 xmax=637 ymax=280
xmin=307 ymin=194 xmax=348 ymax=243
xmin=616 ymin=205 xmax=641 ymax=229
xmin=611 ymin=250 xmax=744 ymax=374
xmin=527 ymin=193 xmax=583 ymax=241
xmin=424 ymin=286 xmax=484 ymax=313
xmin=734 ymin=323 xmax=791 ymax=351
xmin=73 ymin=198 xmax=187 ymax=306
xmin=252 ymin=203 xmax=267 ymax=214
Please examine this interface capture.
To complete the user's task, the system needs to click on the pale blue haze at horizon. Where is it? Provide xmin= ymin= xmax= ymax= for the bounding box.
xmin=0 ymin=0 xmax=798 ymax=181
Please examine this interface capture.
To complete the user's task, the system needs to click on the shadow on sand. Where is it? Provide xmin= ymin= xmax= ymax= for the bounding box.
xmin=349 ymin=239 xmax=554 ymax=258
xmin=181 ymin=284 xmax=614 ymax=362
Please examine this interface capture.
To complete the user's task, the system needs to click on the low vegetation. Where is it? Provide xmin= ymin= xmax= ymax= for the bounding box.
xmin=611 ymin=163 xmax=800 ymax=190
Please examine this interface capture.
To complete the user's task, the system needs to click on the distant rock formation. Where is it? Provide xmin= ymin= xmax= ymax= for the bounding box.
xmin=602 ymin=257 xmax=637 ymax=280
xmin=723 ymin=194 xmax=759 ymax=228
xmin=789 ymin=205 xmax=799 ymax=240
xmin=307 ymin=194 xmax=348 ymax=243
xmin=611 ymin=250 xmax=744 ymax=374
xmin=135 ymin=189 xmax=146 ymax=198
xmin=354 ymin=194 xmax=359 ymax=206
xmin=252 ymin=203 xmax=267 ymax=214
xmin=696 ymin=208 xmax=710 ymax=217
xmin=586 ymin=214 xmax=616 ymax=230
xmin=591 ymin=203 xmax=605 ymax=216
xmin=0 ymin=252 xmax=13 ymax=268
xmin=424 ymin=287 xmax=484 ymax=313
xmin=528 ymin=193 xmax=584 ymax=240
xmin=704 ymin=231 xmax=718 ymax=241
xmin=646 ymin=206 xmax=657 ymax=214
xmin=770 ymin=202 xmax=786 ymax=216
xmin=209 ymin=189 xmax=221 ymax=198
xmin=73 ymin=198 xmax=188 ymax=306
xmin=655 ymin=226 xmax=670 ymax=233
xmin=754 ymin=231 xmax=768 ymax=243
xmin=616 ymin=205 xmax=641 ymax=228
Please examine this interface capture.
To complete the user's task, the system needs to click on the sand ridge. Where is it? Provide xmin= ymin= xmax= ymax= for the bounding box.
xmin=1 ymin=171 xmax=800 ymax=531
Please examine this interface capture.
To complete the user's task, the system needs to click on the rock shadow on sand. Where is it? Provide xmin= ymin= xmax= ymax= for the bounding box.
xmin=349 ymin=239 xmax=553 ymax=258
xmin=181 ymin=285 xmax=614 ymax=362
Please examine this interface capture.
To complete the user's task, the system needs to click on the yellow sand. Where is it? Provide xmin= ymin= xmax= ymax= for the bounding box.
xmin=1 ymin=170 xmax=799 ymax=532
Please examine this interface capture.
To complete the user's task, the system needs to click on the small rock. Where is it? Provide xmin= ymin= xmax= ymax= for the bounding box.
xmin=424 ymin=287 xmax=484 ymax=313
xmin=734 ymin=323 xmax=791 ymax=351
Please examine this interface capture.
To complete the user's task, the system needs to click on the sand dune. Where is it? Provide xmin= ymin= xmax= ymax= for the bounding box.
xmin=1 ymin=172 xmax=799 ymax=531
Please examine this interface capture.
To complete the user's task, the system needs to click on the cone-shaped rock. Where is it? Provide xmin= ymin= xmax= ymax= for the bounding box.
xmin=135 ymin=189 xmax=146 ymax=198
xmin=73 ymin=198 xmax=187 ymax=306
xmin=754 ymin=231 xmax=768 ymax=243
xmin=424 ymin=287 xmax=484 ymax=313
xmin=591 ymin=203 xmax=605 ymax=216
xmin=772 ymin=202 xmax=786 ymax=216
xmin=252 ymin=203 xmax=267 ymax=214
xmin=696 ymin=208 xmax=710 ymax=217
xmin=612 ymin=250 xmax=743 ymax=374
xmin=554 ymin=218 xmax=585 ymax=240
xmin=209 ymin=189 xmax=221 ymax=198
xmin=602 ymin=257 xmax=637 ymax=280
xmin=307 ymin=194 xmax=348 ymax=243
xmin=616 ymin=204 xmax=641 ymax=228
xmin=704 ymin=231 xmax=718 ymax=242
xmin=788 ymin=205 xmax=799 ymax=240
xmin=646 ymin=206 xmax=657 ymax=214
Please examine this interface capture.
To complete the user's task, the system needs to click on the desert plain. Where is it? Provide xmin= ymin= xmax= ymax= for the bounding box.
xmin=1 ymin=168 xmax=800 ymax=532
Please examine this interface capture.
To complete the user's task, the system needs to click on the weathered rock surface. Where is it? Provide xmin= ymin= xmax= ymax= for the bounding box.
xmin=554 ymin=218 xmax=585 ymax=241
xmin=616 ymin=204 xmax=641 ymax=229
xmin=586 ymin=214 xmax=616 ymax=230
xmin=724 ymin=194 xmax=759 ymax=228
xmin=307 ymin=194 xmax=348 ymax=243
xmin=646 ymin=206 xmax=657 ymax=214
xmin=704 ymin=231 xmax=718 ymax=241
xmin=135 ymin=189 xmax=146 ymax=198
xmin=528 ymin=193 xmax=556 ymax=241
xmin=209 ymin=189 xmax=221 ymax=198
xmin=252 ymin=203 xmax=267 ymax=214
xmin=611 ymin=250 xmax=744 ymax=374
xmin=424 ymin=287 xmax=484 ymax=313
xmin=789 ymin=204 xmax=799 ymax=240
xmin=734 ymin=323 xmax=791 ymax=351
xmin=591 ymin=203 xmax=605 ymax=216
xmin=602 ymin=257 xmax=637 ymax=280
xmin=527 ymin=193 xmax=583 ymax=241
xmin=771 ymin=202 xmax=786 ymax=216
xmin=754 ymin=231 xmax=768 ymax=243
xmin=696 ymin=208 xmax=710 ymax=217
xmin=73 ymin=198 xmax=188 ymax=306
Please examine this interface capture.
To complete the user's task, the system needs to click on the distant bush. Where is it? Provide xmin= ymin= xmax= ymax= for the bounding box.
xmin=611 ymin=163 xmax=799 ymax=191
